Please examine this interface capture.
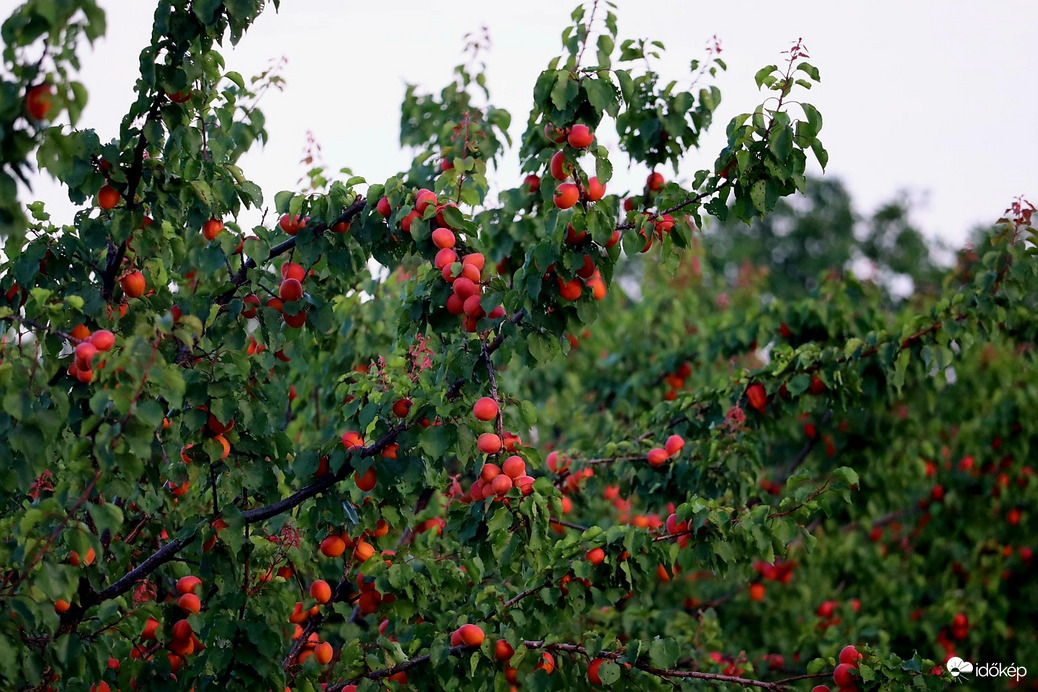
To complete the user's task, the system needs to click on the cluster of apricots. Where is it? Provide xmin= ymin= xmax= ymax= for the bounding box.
xmin=261 ymin=261 xmax=309 ymax=328
xmin=811 ymin=644 xmax=865 ymax=692
xmin=544 ymin=122 xmax=602 ymax=211
xmin=66 ymin=327 xmax=116 ymax=383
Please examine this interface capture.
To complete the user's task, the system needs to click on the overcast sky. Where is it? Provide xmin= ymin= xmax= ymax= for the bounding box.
xmin=20 ymin=0 xmax=1038 ymax=249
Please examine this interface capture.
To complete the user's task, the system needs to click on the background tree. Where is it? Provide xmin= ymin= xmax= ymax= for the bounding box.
xmin=1 ymin=2 xmax=1036 ymax=692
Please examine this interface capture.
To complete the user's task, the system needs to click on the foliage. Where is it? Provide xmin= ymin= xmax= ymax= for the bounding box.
xmin=1 ymin=1 xmax=1035 ymax=691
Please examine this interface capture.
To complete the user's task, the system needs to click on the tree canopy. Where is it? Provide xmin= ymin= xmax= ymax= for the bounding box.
xmin=1 ymin=2 xmax=1036 ymax=691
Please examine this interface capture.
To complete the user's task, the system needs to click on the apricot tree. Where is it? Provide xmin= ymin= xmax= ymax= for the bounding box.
xmin=2 ymin=1 xmax=1036 ymax=691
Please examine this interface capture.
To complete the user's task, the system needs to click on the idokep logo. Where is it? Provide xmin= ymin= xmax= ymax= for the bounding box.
xmin=947 ymin=656 xmax=1028 ymax=683
xmin=947 ymin=657 xmax=974 ymax=678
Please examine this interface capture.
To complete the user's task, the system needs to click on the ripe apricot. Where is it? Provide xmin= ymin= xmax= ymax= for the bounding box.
xmin=495 ymin=639 xmax=515 ymax=661
xmin=176 ymin=576 xmax=202 ymax=594
xmin=490 ymin=474 xmax=513 ymax=496
xmin=431 ymin=228 xmax=455 ymax=249
xmin=647 ymin=447 xmax=669 ymax=467
xmin=310 ymin=580 xmax=332 ymax=604
xmin=586 ymin=547 xmax=605 ymax=565
xmin=202 ymin=219 xmax=223 ymax=240
xmin=315 ymin=641 xmax=334 ymax=664
xmin=665 ymin=434 xmax=685 ymax=456
xmin=97 ymin=185 xmax=120 ymax=209
xmin=341 ymin=431 xmax=364 ymax=449
xmin=178 ymin=593 xmax=201 ymax=614
xmin=587 ymin=657 xmax=607 ymax=685
xmin=477 ymin=433 xmax=502 ymax=454
xmin=553 ymin=183 xmax=579 ymax=209
xmin=355 ymin=468 xmax=377 ymax=492
xmin=87 ymin=329 xmax=114 ymax=352
xmin=587 ymin=177 xmax=606 ymax=201
xmin=434 ymin=248 xmax=457 ymax=270
xmin=281 ymin=262 xmax=305 ymax=281
xmin=502 ymin=455 xmax=525 ymax=479
xmin=320 ymin=535 xmax=346 ymax=558
xmin=353 ymin=539 xmax=375 ymax=562
xmin=54 ymin=599 xmax=70 ymax=614
xmin=473 ymin=397 xmax=498 ymax=421
xmin=120 ymin=271 xmax=146 ymax=298
xmin=279 ymin=278 xmax=304 ymax=302
xmin=172 ymin=619 xmax=192 ymax=641
xmin=480 ymin=463 xmax=502 ymax=482
xmin=456 ymin=623 xmax=485 ymax=646
xmin=567 ymin=124 xmax=594 ymax=148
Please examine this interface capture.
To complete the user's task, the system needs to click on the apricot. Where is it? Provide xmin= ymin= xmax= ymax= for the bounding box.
xmin=310 ymin=580 xmax=332 ymax=604
xmin=315 ymin=641 xmax=334 ymax=664
xmin=456 ymin=623 xmax=485 ymax=646
xmin=178 ymin=593 xmax=201 ymax=614
xmin=473 ymin=397 xmax=499 ymax=421
xmin=477 ymin=433 xmax=502 ymax=454
xmin=320 ymin=535 xmax=347 ymax=558
xmin=553 ymin=183 xmax=579 ymax=209
xmin=176 ymin=576 xmax=202 ymax=594
xmin=97 ymin=185 xmax=120 ymax=210
xmin=501 ymin=455 xmax=525 ymax=479
xmin=355 ymin=468 xmax=377 ymax=492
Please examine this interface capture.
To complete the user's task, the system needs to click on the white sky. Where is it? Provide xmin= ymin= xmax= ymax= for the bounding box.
xmin=18 ymin=0 xmax=1038 ymax=248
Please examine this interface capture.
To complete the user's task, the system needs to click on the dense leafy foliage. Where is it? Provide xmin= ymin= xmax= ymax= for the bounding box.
xmin=2 ymin=2 xmax=1036 ymax=691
